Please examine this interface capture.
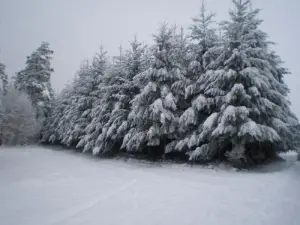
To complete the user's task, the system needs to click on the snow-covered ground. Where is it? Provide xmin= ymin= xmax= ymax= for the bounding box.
xmin=0 ymin=146 xmax=299 ymax=225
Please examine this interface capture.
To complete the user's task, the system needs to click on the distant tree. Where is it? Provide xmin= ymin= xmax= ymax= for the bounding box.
xmin=14 ymin=42 xmax=54 ymax=121
xmin=0 ymin=62 xmax=8 ymax=94
xmin=0 ymin=87 xmax=40 ymax=145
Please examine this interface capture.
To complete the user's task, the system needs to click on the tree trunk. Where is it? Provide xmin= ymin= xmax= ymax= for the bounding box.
xmin=228 ymin=140 xmax=246 ymax=160
xmin=226 ymin=140 xmax=247 ymax=168
xmin=163 ymin=136 xmax=166 ymax=154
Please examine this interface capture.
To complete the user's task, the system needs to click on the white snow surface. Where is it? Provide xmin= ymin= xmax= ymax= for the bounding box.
xmin=0 ymin=146 xmax=299 ymax=225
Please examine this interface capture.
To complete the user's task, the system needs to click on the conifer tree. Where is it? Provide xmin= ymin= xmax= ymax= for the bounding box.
xmin=14 ymin=42 xmax=54 ymax=121
xmin=76 ymin=48 xmax=109 ymax=152
xmin=74 ymin=49 xmax=109 ymax=149
xmin=171 ymin=26 xmax=192 ymax=114
xmin=0 ymin=62 xmax=8 ymax=94
xmin=122 ymin=24 xmax=183 ymax=154
xmin=92 ymin=37 xmax=148 ymax=155
xmin=41 ymin=83 xmax=73 ymax=144
xmin=59 ymin=60 xmax=91 ymax=146
xmin=187 ymin=0 xmax=298 ymax=163
xmin=169 ymin=3 xmax=219 ymax=155
xmin=44 ymin=48 xmax=109 ymax=148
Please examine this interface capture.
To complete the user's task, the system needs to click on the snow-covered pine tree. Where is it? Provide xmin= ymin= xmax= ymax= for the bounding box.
xmin=92 ymin=37 xmax=148 ymax=155
xmin=266 ymin=50 xmax=300 ymax=151
xmin=72 ymin=49 xmax=109 ymax=149
xmin=189 ymin=1 xmax=219 ymax=72
xmin=75 ymin=48 xmax=109 ymax=152
xmin=88 ymin=51 xmax=127 ymax=155
xmin=168 ymin=3 xmax=219 ymax=156
xmin=0 ymin=62 xmax=8 ymax=94
xmin=170 ymin=26 xmax=193 ymax=114
xmin=290 ymin=124 xmax=300 ymax=158
xmin=122 ymin=24 xmax=183 ymax=156
xmin=78 ymin=45 xmax=128 ymax=154
xmin=0 ymin=62 xmax=6 ymax=141
xmin=14 ymin=42 xmax=54 ymax=121
xmin=62 ymin=59 xmax=106 ymax=147
xmin=187 ymin=0 xmax=298 ymax=164
xmin=41 ymin=83 xmax=73 ymax=144
xmin=43 ymin=59 xmax=94 ymax=147
xmin=46 ymin=49 xmax=109 ymax=148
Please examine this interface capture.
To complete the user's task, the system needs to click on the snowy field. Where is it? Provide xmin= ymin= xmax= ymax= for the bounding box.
xmin=0 ymin=146 xmax=299 ymax=225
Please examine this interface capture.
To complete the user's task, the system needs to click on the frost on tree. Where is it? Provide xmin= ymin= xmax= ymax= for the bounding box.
xmin=77 ymin=54 xmax=121 ymax=153
xmin=63 ymin=60 xmax=94 ymax=147
xmin=89 ymin=38 xmax=148 ymax=155
xmin=170 ymin=3 xmax=219 ymax=157
xmin=41 ymin=83 xmax=73 ymax=144
xmin=0 ymin=62 xmax=8 ymax=94
xmin=187 ymin=0 xmax=298 ymax=164
xmin=38 ymin=0 xmax=298 ymax=166
xmin=122 ymin=24 xmax=183 ymax=155
xmin=74 ymin=49 xmax=110 ymax=151
xmin=170 ymin=27 xmax=193 ymax=115
xmin=0 ymin=88 xmax=40 ymax=145
xmin=14 ymin=42 xmax=54 ymax=121
xmin=42 ymin=48 xmax=109 ymax=147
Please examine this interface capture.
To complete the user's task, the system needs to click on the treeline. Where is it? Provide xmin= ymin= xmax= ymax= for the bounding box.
xmin=1 ymin=0 xmax=299 ymax=166
xmin=0 ymin=42 xmax=53 ymax=145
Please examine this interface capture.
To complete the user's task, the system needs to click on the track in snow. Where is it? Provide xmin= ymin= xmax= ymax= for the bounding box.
xmin=0 ymin=146 xmax=299 ymax=225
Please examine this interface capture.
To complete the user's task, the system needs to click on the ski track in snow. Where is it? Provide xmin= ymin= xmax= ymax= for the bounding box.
xmin=48 ymin=179 xmax=137 ymax=225
xmin=0 ymin=146 xmax=299 ymax=225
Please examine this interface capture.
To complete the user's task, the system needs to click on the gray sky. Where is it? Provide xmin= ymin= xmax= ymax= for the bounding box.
xmin=1 ymin=0 xmax=299 ymax=117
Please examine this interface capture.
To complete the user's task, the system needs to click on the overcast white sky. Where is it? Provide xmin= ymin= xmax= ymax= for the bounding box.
xmin=0 ymin=0 xmax=299 ymax=117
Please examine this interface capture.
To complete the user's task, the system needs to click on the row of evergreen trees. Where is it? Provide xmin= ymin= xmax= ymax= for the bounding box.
xmin=1 ymin=0 xmax=299 ymax=165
